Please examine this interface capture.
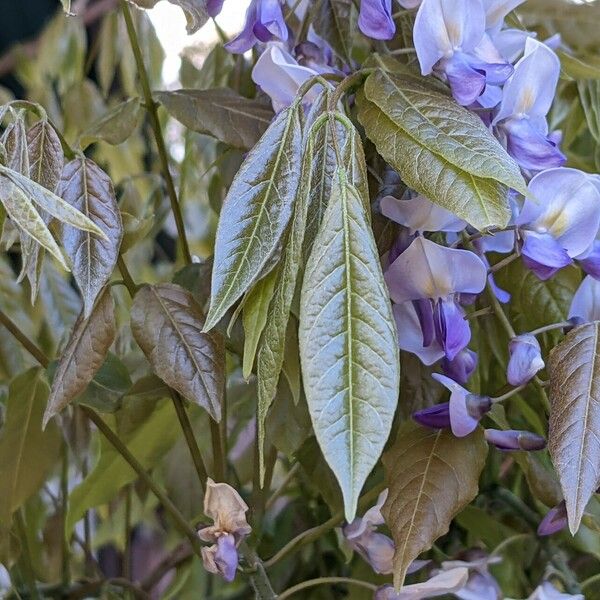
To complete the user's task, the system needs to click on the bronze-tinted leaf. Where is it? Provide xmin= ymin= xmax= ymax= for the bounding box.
xmin=548 ymin=321 xmax=600 ymax=533
xmin=155 ymin=88 xmax=273 ymax=150
xmin=43 ymin=289 xmax=116 ymax=428
xmin=79 ymin=97 xmax=143 ymax=148
xmin=131 ymin=283 xmax=225 ymax=420
xmin=382 ymin=422 xmax=487 ymax=587
xmin=58 ymin=158 xmax=123 ymax=317
xmin=28 ymin=120 xmax=64 ymax=193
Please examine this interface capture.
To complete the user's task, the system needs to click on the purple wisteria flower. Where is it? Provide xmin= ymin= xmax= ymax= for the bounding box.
xmin=380 ymin=192 xmax=466 ymax=234
xmin=517 ymin=168 xmax=600 ymax=280
xmin=538 ymin=501 xmax=568 ymax=536
xmin=441 ymin=551 xmax=503 ymax=600
xmin=198 ymin=479 xmax=252 ymax=582
xmin=507 ymin=334 xmax=544 ymax=386
xmin=569 ymin=276 xmax=600 ymax=322
xmin=493 ymin=37 xmax=565 ymax=171
xmin=413 ymin=0 xmax=513 ymax=106
xmin=342 ymin=490 xmax=395 ymax=574
xmin=441 ymin=348 xmax=478 ymax=385
xmin=374 ymin=567 xmax=469 ymax=599
xmin=579 ymin=240 xmax=600 ymax=280
xmin=385 ymin=237 xmax=488 ymax=361
xmin=485 ymin=428 xmax=547 ymax=451
xmin=528 ymin=581 xmax=584 ymax=599
xmin=206 ymin=0 xmax=225 ymax=16
xmin=359 ymin=0 xmax=395 ymax=40
xmin=225 ymin=0 xmax=288 ymax=54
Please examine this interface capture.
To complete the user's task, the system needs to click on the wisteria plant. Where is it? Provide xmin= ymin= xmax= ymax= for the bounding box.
xmin=1 ymin=0 xmax=600 ymax=598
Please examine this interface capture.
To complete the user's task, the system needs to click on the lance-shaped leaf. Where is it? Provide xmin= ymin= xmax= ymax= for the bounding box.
xmin=205 ymin=102 xmax=303 ymax=331
xmin=548 ymin=321 xmax=600 ymax=534
xmin=299 ymin=167 xmax=399 ymax=522
xmin=357 ymin=69 xmax=527 ymax=230
xmin=155 ymin=89 xmax=273 ymax=150
xmin=382 ymin=422 xmax=487 ymax=588
xmin=43 ymin=289 xmax=116 ymax=428
xmin=0 ymin=369 xmax=62 ymax=524
xmin=58 ymin=158 xmax=123 ymax=317
xmin=256 ymin=144 xmax=313 ymax=482
xmin=131 ymin=283 xmax=225 ymax=420
xmin=79 ymin=97 xmax=143 ymax=149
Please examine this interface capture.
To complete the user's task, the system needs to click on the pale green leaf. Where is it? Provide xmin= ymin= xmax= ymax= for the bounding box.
xmin=299 ymin=168 xmax=399 ymax=521
xmin=357 ymin=69 xmax=527 ymax=230
xmin=383 ymin=422 xmax=487 ymax=587
xmin=205 ymin=102 xmax=303 ymax=330
xmin=548 ymin=321 xmax=600 ymax=534
xmin=80 ymin=97 xmax=143 ymax=149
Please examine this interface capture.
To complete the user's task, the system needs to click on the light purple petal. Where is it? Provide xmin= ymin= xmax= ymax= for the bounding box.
xmin=494 ymin=37 xmax=560 ymax=124
xmin=207 ymin=0 xmax=225 ymax=17
xmin=485 ymin=428 xmax=546 ymax=451
xmin=434 ymin=299 xmax=471 ymax=360
xmin=385 ymin=237 xmax=488 ymax=303
xmin=569 ymin=276 xmax=600 ymax=322
xmin=413 ymin=402 xmax=452 ymax=429
xmin=258 ymin=0 xmax=288 ymax=41
xmin=432 ymin=373 xmax=481 ymax=437
xmin=224 ymin=1 xmax=259 ymax=53
xmin=520 ymin=231 xmax=572 ymax=280
xmin=483 ymin=0 xmax=526 ymax=31
xmin=492 ymin=28 xmax=535 ymax=62
xmin=456 ymin=571 xmax=503 ymax=600
xmin=359 ymin=0 xmax=395 ymax=40
xmin=507 ymin=334 xmax=545 ymax=386
xmin=579 ymin=240 xmax=600 ymax=280
xmin=442 ymin=348 xmax=478 ymax=385
xmin=442 ymin=53 xmax=487 ymax=106
xmin=414 ymin=0 xmax=486 ymax=75
xmin=375 ymin=567 xmax=470 ymax=600
xmin=537 ymin=502 xmax=568 ymax=536
xmin=530 ymin=581 xmax=583 ymax=600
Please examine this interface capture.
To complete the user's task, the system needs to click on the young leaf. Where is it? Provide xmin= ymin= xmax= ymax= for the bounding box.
xmin=79 ymin=97 xmax=143 ymax=149
xmin=548 ymin=321 xmax=600 ymax=534
xmin=242 ymin=267 xmax=280 ymax=380
xmin=357 ymin=69 xmax=527 ymax=230
xmin=205 ymin=102 xmax=303 ymax=331
xmin=58 ymin=158 xmax=123 ymax=317
xmin=0 ymin=369 xmax=62 ymax=524
xmin=131 ymin=283 xmax=225 ymax=421
xmin=382 ymin=422 xmax=487 ymax=588
xmin=299 ymin=167 xmax=399 ymax=522
xmin=155 ymin=89 xmax=273 ymax=150
xmin=43 ymin=289 xmax=116 ymax=428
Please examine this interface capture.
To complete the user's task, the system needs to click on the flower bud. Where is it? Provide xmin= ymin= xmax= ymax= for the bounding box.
xmin=537 ymin=501 xmax=568 ymax=536
xmin=485 ymin=429 xmax=547 ymax=452
xmin=507 ymin=334 xmax=544 ymax=386
xmin=413 ymin=403 xmax=451 ymax=430
xmin=441 ymin=349 xmax=478 ymax=385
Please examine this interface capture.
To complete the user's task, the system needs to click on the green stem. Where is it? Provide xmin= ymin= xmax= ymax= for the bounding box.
xmin=117 ymin=256 xmax=138 ymax=296
xmin=210 ymin=418 xmax=226 ymax=481
xmin=582 ymin=572 xmax=600 ymax=592
xmin=328 ymin=70 xmax=373 ymax=112
xmin=277 ymin=577 xmax=377 ymax=600
xmin=0 ymin=309 xmax=49 ymax=368
xmin=61 ymin=442 xmax=71 ymax=588
xmin=389 ymin=47 xmax=416 ymax=55
xmin=81 ymin=407 xmax=202 ymax=556
xmin=14 ymin=510 xmax=40 ymax=600
xmin=491 ymin=383 xmax=527 ymax=404
xmin=485 ymin=281 xmax=516 ymax=338
xmin=119 ymin=0 xmax=192 ymax=265
xmin=488 ymin=252 xmax=519 ymax=274
xmin=529 ymin=321 xmax=572 ymax=337
xmin=264 ymin=482 xmax=385 ymax=568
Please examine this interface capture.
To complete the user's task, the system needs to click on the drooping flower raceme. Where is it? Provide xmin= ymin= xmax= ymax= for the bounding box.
xmin=385 ymin=237 xmax=488 ymax=362
xmin=198 ymin=479 xmax=252 ymax=582
xmin=517 ymin=167 xmax=600 ymax=280
xmin=493 ymin=37 xmax=565 ymax=172
xmin=413 ymin=0 xmax=513 ymax=106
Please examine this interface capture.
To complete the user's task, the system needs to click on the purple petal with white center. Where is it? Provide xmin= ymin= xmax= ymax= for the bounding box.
xmin=225 ymin=1 xmax=259 ymax=53
xmin=375 ymin=568 xmax=470 ymax=600
xmin=434 ymin=298 xmax=472 ymax=360
xmin=393 ymin=301 xmax=445 ymax=365
xmin=537 ymin=501 xmax=568 ymax=536
xmin=502 ymin=118 xmax=566 ymax=172
xmin=494 ymin=37 xmax=560 ymax=124
xmin=519 ymin=168 xmax=600 ymax=258
xmin=413 ymin=0 xmax=486 ymax=75
xmin=485 ymin=428 xmax=547 ymax=451
xmin=385 ymin=237 xmax=488 ymax=303
xmin=252 ymin=45 xmax=322 ymax=111
xmin=507 ymin=334 xmax=545 ymax=386
xmin=569 ymin=276 xmax=600 ymax=322
xmin=442 ymin=348 xmax=478 ymax=385
xmin=433 ymin=373 xmax=483 ymax=437
xmin=380 ymin=193 xmax=466 ymax=233
xmin=358 ymin=0 xmax=395 ymax=40
xmin=413 ymin=402 xmax=452 ymax=429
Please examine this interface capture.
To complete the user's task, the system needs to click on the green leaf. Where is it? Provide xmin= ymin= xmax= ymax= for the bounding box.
xmin=357 ymin=69 xmax=527 ymax=230
xmin=548 ymin=321 xmax=600 ymax=534
xmin=560 ymin=51 xmax=600 ymax=80
xmin=242 ymin=268 xmax=280 ymax=380
xmin=0 ymin=369 xmax=62 ymax=524
xmin=43 ymin=289 xmax=116 ymax=427
xmin=299 ymin=167 xmax=399 ymax=521
xmin=58 ymin=158 xmax=123 ymax=317
xmin=382 ymin=422 xmax=487 ymax=587
xmin=27 ymin=120 xmax=64 ymax=194
xmin=80 ymin=97 xmax=143 ymax=149
xmin=312 ymin=0 xmax=356 ymax=64
xmin=493 ymin=261 xmax=581 ymax=332
xmin=155 ymin=89 xmax=273 ymax=150
xmin=131 ymin=283 xmax=225 ymax=420
xmin=66 ymin=399 xmax=179 ymax=533
xmin=205 ymin=102 xmax=303 ymax=330
xmin=578 ymin=80 xmax=600 ymax=143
